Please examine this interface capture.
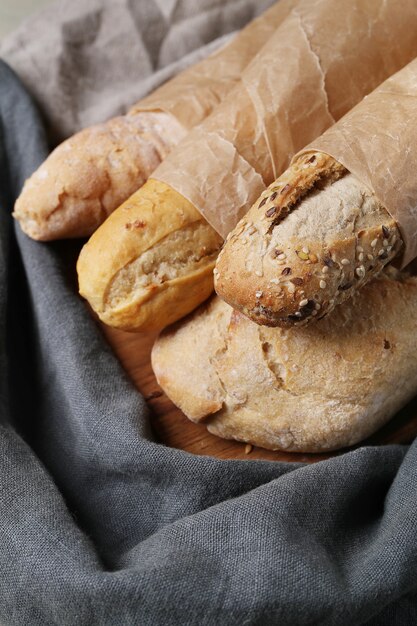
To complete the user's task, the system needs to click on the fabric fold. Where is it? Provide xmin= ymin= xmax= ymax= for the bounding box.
xmin=1 ymin=1 xmax=417 ymax=622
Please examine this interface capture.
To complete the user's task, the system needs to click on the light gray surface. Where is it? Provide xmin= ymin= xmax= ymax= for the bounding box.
xmin=0 ymin=0 xmax=53 ymax=38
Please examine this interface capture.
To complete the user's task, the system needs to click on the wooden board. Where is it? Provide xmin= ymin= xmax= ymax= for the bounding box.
xmin=101 ymin=321 xmax=417 ymax=464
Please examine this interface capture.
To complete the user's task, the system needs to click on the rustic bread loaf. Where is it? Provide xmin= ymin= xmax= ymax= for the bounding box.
xmin=215 ymin=152 xmax=403 ymax=327
xmin=77 ymin=179 xmax=222 ymax=332
xmin=14 ymin=112 xmax=185 ymax=240
xmin=152 ymin=268 xmax=417 ymax=453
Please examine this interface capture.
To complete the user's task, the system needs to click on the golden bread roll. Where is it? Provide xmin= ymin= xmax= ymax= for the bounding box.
xmin=77 ymin=179 xmax=222 ymax=332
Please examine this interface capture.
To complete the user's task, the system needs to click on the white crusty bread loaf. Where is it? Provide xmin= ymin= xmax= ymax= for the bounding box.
xmin=77 ymin=179 xmax=222 ymax=332
xmin=215 ymin=152 xmax=403 ymax=327
xmin=152 ymin=267 xmax=417 ymax=453
xmin=14 ymin=112 xmax=185 ymax=240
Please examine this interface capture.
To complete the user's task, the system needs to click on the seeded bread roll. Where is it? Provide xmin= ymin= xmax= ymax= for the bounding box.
xmin=77 ymin=178 xmax=222 ymax=332
xmin=152 ymin=267 xmax=417 ymax=453
xmin=215 ymin=152 xmax=403 ymax=327
xmin=14 ymin=112 xmax=185 ymax=240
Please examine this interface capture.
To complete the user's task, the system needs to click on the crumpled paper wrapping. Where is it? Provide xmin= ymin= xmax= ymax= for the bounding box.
xmin=132 ymin=0 xmax=296 ymax=131
xmin=0 ymin=0 xmax=277 ymax=142
xmin=152 ymin=0 xmax=417 ymax=238
xmin=295 ymin=57 xmax=417 ymax=268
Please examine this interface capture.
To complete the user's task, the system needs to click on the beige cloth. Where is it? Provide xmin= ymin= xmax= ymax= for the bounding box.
xmin=0 ymin=0 xmax=274 ymax=143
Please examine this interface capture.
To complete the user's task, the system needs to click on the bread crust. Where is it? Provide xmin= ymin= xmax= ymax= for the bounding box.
xmin=77 ymin=179 xmax=222 ymax=332
xmin=152 ymin=269 xmax=417 ymax=452
xmin=13 ymin=112 xmax=185 ymax=240
xmin=215 ymin=152 xmax=403 ymax=327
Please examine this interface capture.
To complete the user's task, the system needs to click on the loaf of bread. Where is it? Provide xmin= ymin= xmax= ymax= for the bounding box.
xmin=77 ymin=0 xmax=417 ymax=333
xmin=77 ymin=179 xmax=222 ymax=332
xmin=14 ymin=112 xmax=185 ymax=240
xmin=152 ymin=267 xmax=417 ymax=453
xmin=215 ymin=152 xmax=403 ymax=327
xmin=13 ymin=1 xmax=289 ymax=241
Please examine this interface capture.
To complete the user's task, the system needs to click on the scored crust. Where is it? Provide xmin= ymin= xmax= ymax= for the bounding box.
xmin=215 ymin=152 xmax=403 ymax=327
xmin=152 ymin=268 xmax=417 ymax=453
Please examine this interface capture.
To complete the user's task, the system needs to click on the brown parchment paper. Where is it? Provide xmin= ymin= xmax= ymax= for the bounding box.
xmin=130 ymin=0 xmax=296 ymax=131
xmin=294 ymin=56 xmax=417 ymax=267
xmin=152 ymin=0 xmax=417 ymax=238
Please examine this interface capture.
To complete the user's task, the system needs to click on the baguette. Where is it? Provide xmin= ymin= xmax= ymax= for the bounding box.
xmin=13 ymin=1 xmax=290 ymax=241
xmin=13 ymin=112 xmax=184 ymax=240
xmin=152 ymin=267 xmax=417 ymax=453
xmin=77 ymin=179 xmax=222 ymax=332
xmin=215 ymin=152 xmax=403 ymax=327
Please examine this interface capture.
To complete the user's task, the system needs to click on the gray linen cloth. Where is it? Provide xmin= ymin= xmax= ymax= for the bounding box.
xmin=1 ymin=1 xmax=417 ymax=624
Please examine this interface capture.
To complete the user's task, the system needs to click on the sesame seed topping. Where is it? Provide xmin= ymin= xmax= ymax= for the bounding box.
xmin=383 ymin=239 xmax=389 ymax=247
xmin=322 ymin=265 xmax=329 ymax=274
xmin=287 ymin=283 xmax=296 ymax=293
xmin=319 ymin=280 xmax=327 ymax=289
xmin=312 ymin=310 xmax=318 ymax=316
xmin=367 ymin=254 xmax=374 ymax=261
xmin=371 ymin=239 xmax=378 ymax=248
xmin=277 ymin=253 xmax=286 ymax=260
xmin=255 ymin=290 xmax=263 ymax=298
xmin=270 ymin=278 xmax=280 ymax=284
xmin=357 ymin=246 xmax=363 ymax=253
xmin=356 ymin=266 xmax=365 ymax=278
xmin=315 ymin=303 xmax=321 ymax=310
xmin=358 ymin=252 xmax=364 ymax=262
xmin=391 ymin=235 xmax=397 ymax=244
xmin=378 ymin=249 xmax=386 ymax=257
xmin=295 ymin=312 xmax=302 ymax=318
xmin=299 ymin=299 xmax=309 ymax=307
xmin=341 ymin=258 xmax=350 ymax=266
